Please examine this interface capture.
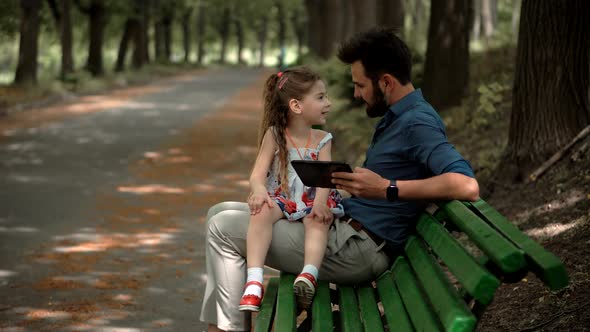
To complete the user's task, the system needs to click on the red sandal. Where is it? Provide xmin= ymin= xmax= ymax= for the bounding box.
xmin=238 ymin=280 xmax=264 ymax=312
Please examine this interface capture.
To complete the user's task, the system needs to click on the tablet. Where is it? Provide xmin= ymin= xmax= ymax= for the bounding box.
xmin=291 ymin=160 xmax=353 ymax=188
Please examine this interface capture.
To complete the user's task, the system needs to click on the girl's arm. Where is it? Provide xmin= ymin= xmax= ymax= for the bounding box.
xmin=313 ymin=135 xmax=332 ymax=205
xmin=249 ymin=129 xmax=277 ymax=211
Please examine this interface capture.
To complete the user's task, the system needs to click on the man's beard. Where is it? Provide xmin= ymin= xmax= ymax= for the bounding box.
xmin=365 ymin=84 xmax=389 ymax=118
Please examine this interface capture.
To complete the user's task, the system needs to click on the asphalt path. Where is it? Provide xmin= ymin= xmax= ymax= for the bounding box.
xmin=0 ymin=67 xmax=264 ymax=332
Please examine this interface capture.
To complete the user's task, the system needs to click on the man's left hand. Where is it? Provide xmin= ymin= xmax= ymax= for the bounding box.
xmin=332 ymin=167 xmax=390 ymax=199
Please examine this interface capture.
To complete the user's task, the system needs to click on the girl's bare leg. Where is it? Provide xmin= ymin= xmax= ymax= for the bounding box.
xmin=246 ymin=201 xmax=284 ymax=268
xmin=302 ymin=216 xmax=331 ymax=268
xmin=294 ymin=216 xmax=331 ymax=309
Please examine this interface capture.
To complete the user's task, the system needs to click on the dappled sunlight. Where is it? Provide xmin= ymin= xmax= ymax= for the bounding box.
xmin=6 ymin=174 xmax=50 ymax=184
xmin=0 ymin=226 xmax=39 ymax=233
xmin=26 ymin=309 xmax=71 ymax=320
xmin=515 ymin=189 xmax=587 ymax=223
xmin=54 ymin=232 xmax=176 ymax=253
xmin=117 ymin=184 xmax=186 ymax=194
xmin=526 ymin=214 xmax=588 ymax=240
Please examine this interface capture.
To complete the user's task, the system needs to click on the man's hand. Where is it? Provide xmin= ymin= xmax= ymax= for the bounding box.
xmin=309 ymin=204 xmax=334 ymax=225
xmin=332 ymin=167 xmax=390 ymax=199
xmin=247 ymin=191 xmax=274 ymax=215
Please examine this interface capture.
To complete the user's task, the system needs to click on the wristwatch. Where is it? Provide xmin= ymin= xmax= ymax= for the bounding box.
xmin=386 ymin=180 xmax=398 ymax=202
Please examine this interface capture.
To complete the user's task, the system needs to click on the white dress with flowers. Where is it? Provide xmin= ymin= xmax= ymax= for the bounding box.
xmin=266 ymin=132 xmax=345 ymax=221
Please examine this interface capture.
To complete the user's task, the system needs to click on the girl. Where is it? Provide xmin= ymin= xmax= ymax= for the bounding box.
xmin=239 ymin=67 xmax=344 ymax=311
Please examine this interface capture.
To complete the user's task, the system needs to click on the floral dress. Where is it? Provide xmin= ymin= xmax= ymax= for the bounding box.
xmin=266 ymin=132 xmax=345 ymax=221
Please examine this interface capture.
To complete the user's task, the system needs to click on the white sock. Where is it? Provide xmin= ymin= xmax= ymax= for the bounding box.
xmin=244 ymin=267 xmax=264 ymax=297
xmin=301 ymin=264 xmax=319 ymax=280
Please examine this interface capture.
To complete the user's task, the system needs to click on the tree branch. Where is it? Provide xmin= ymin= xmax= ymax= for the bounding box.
xmin=528 ymin=125 xmax=590 ymax=182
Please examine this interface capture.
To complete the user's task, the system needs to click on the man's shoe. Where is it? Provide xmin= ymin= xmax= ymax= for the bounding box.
xmin=293 ymin=272 xmax=317 ymax=309
xmin=239 ymin=281 xmax=264 ymax=312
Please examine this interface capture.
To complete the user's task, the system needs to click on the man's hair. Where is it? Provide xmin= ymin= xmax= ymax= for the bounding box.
xmin=337 ymin=28 xmax=412 ymax=85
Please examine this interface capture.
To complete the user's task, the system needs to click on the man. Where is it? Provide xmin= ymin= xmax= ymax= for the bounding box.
xmin=201 ymin=28 xmax=478 ymax=332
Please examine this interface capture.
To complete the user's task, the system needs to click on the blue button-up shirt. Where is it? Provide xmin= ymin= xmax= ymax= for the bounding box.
xmin=342 ymin=89 xmax=474 ymax=252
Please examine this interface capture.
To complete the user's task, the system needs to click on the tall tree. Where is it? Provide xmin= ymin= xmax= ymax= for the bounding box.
xmin=422 ymin=0 xmax=472 ymax=110
xmin=351 ymin=0 xmax=377 ymax=33
xmin=377 ymin=0 xmax=404 ymax=32
xmin=257 ymin=14 xmax=268 ymax=66
xmin=318 ymin=0 xmax=341 ymax=59
xmin=499 ymin=0 xmax=590 ymax=180
xmin=181 ymin=7 xmax=192 ymax=62
xmin=46 ymin=0 xmax=74 ymax=78
xmin=217 ymin=7 xmax=230 ymax=64
xmin=114 ymin=8 xmax=139 ymax=72
xmin=59 ymin=0 xmax=74 ymax=77
xmin=276 ymin=1 xmax=287 ymax=67
xmin=196 ymin=1 xmax=206 ymax=65
xmin=304 ymin=0 xmax=321 ymax=56
xmin=14 ymin=0 xmax=42 ymax=85
xmin=75 ymin=0 xmax=106 ymax=76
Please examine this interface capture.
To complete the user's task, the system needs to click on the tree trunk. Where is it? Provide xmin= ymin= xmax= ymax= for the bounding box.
xmin=276 ymin=1 xmax=287 ymax=67
xmin=163 ymin=17 xmax=173 ymax=61
xmin=304 ymin=0 xmax=321 ymax=56
xmin=134 ymin=0 xmax=149 ymax=66
xmin=511 ymin=0 xmax=521 ymax=37
xmin=86 ymin=0 xmax=106 ymax=76
xmin=341 ymin=0 xmax=354 ymax=42
xmin=182 ymin=8 xmax=192 ymax=62
xmin=196 ymin=2 xmax=206 ymax=65
xmin=114 ymin=18 xmax=138 ymax=72
xmin=258 ymin=15 xmax=268 ymax=67
xmin=218 ymin=7 xmax=230 ymax=64
xmin=351 ymin=0 xmax=377 ymax=33
xmin=499 ymin=0 xmax=590 ymax=181
xmin=14 ymin=0 xmax=41 ymax=85
xmin=317 ymin=0 xmax=341 ymax=59
xmin=422 ymin=0 xmax=472 ymax=110
xmin=291 ymin=10 xmax=305 ymax=61
xmin=235 ymin=18 xmax=245 ymax=64
xmin=59 ymin=0 xmax=74 ymax=77
xmin=377 ymin=0 xmax=404 ymax=32
xmin=481 ymin=0 xmax=494 ymax=39
xmin=472 ymin=0 xmax=481 ymax=40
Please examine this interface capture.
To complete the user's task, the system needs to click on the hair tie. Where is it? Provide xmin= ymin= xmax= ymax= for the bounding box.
xmin=278 ymin=76 xmax=288 ymax=90
xmin=277 ymin=71 xmax=283 ymax=78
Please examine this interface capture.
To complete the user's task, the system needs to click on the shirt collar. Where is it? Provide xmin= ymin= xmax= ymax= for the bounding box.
xmin=388 ymin=89 xmax=424 ymax=117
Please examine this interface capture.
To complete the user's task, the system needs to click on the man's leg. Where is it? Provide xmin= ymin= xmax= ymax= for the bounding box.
xmin=200 ymin=203 xmax=251 ymax=331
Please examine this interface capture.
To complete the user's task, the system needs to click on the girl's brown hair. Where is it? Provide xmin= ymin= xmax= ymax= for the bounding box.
xmin=259 ymin=66 xmax=322 ymax=196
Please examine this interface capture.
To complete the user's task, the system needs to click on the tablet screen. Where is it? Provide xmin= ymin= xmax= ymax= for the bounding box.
xmin=291 ymin=160 xmax=352 ymax=188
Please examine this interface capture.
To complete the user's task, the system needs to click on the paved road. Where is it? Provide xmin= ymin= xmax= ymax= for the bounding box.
xmin=0 ymin=68 xmax=264 ymax=332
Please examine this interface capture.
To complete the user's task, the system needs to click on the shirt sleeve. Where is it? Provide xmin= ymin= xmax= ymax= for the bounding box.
xmin=404 ymin=116 xmax=474 ymax=178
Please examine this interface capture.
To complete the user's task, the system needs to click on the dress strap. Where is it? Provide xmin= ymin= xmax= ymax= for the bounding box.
xmin=316 ymin=133 xmax=333 ymax=150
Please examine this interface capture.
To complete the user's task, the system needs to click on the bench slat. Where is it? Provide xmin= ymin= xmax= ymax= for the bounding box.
xmin=254 ymin=277 xmax=279 ymax=332
xmin=275 ymin=274 xmax=296 ymax=332
xmin=339 ymin=286 xmax=363 ymax=332
xmin=405 ymin=236 xmax=477 ymax=332
xmin=417 ymin=214 xmax=500 ymax=305
xmin=392 ymin=257 xmax=442 ymax=331
xmin=438 ymin=200 xmax=526 ymax=274
xmin=312 ymin=280 xmax=333 ymax=332
xmin=376 ymin=271 xmax=413 ymax=331
xmin=357 ymin=284 xmax=385 ymax=332
xmin=466 ymin=199 xmax=569 ymax=290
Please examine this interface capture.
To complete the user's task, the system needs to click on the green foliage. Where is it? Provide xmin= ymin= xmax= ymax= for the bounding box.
xmin=472 ymin=81 xmax=510 ymax=128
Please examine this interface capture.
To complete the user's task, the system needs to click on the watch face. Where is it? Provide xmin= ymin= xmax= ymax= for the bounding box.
xmin=387 ymin=184 xmax=398 ymax=201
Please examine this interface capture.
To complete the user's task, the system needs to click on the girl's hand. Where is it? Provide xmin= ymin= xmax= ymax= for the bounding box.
xmin=309 ymin=204 xmax=333 ymax=225
xmin=248 ymin=191 xmax=274 ymax=215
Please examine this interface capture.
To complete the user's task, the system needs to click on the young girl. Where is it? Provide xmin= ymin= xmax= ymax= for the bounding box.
xmin=239 ymin=67 xmax=344 ymax=311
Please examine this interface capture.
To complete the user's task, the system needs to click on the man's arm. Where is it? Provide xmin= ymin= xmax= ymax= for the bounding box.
xmin=332 ymin=167 xmax=479 ymax=202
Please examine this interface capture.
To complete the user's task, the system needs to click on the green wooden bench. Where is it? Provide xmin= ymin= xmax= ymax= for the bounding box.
xmin=254 ymin=198 xmax=569 ymax=331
